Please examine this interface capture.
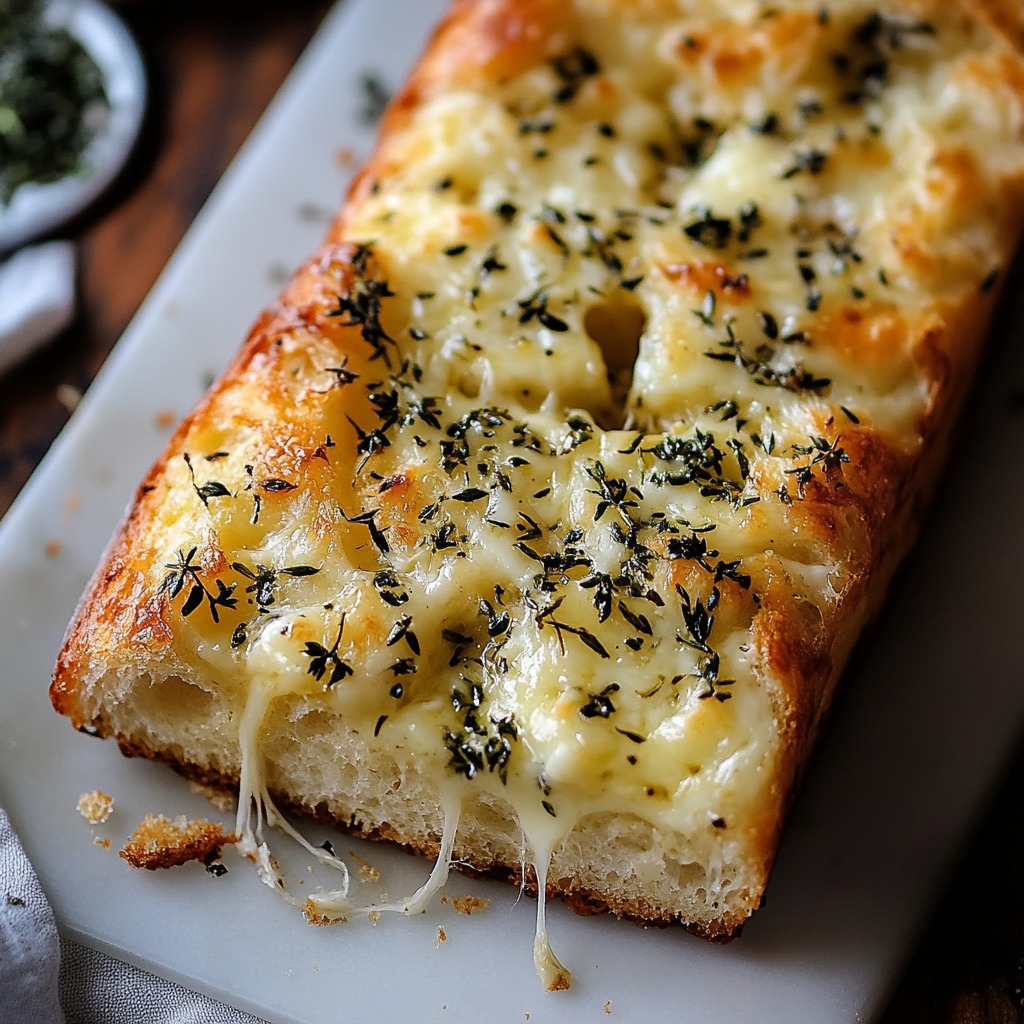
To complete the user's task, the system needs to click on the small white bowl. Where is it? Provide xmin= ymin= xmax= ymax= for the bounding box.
xmin=0 ymin=0 xmax=147 ymax=255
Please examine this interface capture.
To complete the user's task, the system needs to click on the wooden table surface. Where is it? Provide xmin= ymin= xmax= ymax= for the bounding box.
xmin=1 ymin=2 xmax=1022 ymax=1021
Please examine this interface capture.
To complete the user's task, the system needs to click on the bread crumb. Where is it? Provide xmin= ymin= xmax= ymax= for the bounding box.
xmin=336 ymin=147 xmax=354 ymax=165
xmin=368 ymin=910 xmax=381 ymax=924
xmin=55 ymin=383 xmax=81 ymax=413
xmin=303 ymin=903 xmax=329 ymax=926
xmin=77 ymin=790 xmax=114 ymax=824
xmin=604 ymin=1001 xmax=612 ymax=1014
xmin=44 ymin=540 xmax=62 ymax=558
xmin=302 ymin=899 xmax=346 ymax=926
xmin=450 ymin=894 xmax=489 ymax=916
xmin=154 ymin=408 xmax=177 ymax=429
xmin=65 ymin=491 xmax=81 ymax=514
xmin=348 ymin=848 xmax=381 ymax=882
xmin=93 ymin=837 xmax=111 ymax=850
xmin=119 ymin=813 xmax=237 ymax=869
xmin=434 ymin=925 xmax=447 ymax=947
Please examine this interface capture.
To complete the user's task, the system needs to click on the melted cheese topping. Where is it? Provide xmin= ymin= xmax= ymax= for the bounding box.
xmin=100 ymin=0 xmax=1024 ymax=988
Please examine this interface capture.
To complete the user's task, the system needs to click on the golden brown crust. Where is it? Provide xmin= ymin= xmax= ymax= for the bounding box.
xmin=967 ymin=0 xmax=1024 ymax=52
xmin=119 ymin=813 xmax=236 ymax=870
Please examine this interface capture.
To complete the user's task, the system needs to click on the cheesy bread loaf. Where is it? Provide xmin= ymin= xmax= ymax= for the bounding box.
xmin=52 ymin=0 xmax=1024 ymax=987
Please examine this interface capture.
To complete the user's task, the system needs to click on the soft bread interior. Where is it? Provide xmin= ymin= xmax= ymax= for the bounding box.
xmin=73 ymin=665 xmax=759 ymax=939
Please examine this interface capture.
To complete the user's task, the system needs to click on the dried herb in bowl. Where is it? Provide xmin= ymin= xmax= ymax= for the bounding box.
xmin=0 ymin=0 xmax=110 ymax=206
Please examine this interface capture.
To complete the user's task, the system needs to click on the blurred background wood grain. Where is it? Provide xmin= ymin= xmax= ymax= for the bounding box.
xmin=0 ymin=3 xmax=1021 ymax=1020
xmin=0 ymin=0 xmax=329 ymax=514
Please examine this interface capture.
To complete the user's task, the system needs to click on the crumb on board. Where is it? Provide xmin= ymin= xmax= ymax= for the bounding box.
xmin=93 ymin=837 xmax=111 ymax=850
xmin=119 ymin=813 xmax=237 ymax=870
xmin=55 ymin=383 xmax=82 ymax=413
xmin=446 ymin=894 xmax=489 ymax=916
xmin=348 ymin=849 xmax=381 ymax=882
xmin=77 ymin=790 xmax=114 ymax=824
xmin=44 ymin=540 xmax=62 ymax=558
xmin=153 ymin=408 xmax=177 ymax=429
xmin=434 ymin=925 xmax=447 ymax=948
xmin=65 ymin=491 xmax=81 ymax=514
xmin=302 ymin=899 xmax=347 ymax=927
xmin=604 ymin=1001 xmax=612 ymax=1014
xmin=336 ymin=147 xmax=354 ymax=165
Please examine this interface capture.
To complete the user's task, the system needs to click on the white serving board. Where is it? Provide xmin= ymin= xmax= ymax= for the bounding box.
xmin=2 ymin=1 xmax=1023 ymax=1021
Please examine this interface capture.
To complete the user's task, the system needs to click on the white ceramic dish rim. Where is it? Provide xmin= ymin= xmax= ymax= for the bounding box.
xmin=0 ymin=0 xmax=148 ymax=255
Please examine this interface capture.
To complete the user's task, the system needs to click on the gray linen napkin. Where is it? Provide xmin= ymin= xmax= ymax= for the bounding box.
xmin=58 ymin=940 xmax=270 ymax=1024
xmin=0 ymin=808 xmax=64 ymax=1024
xmin=1 ymin=809 xmax=269 ymax=1024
